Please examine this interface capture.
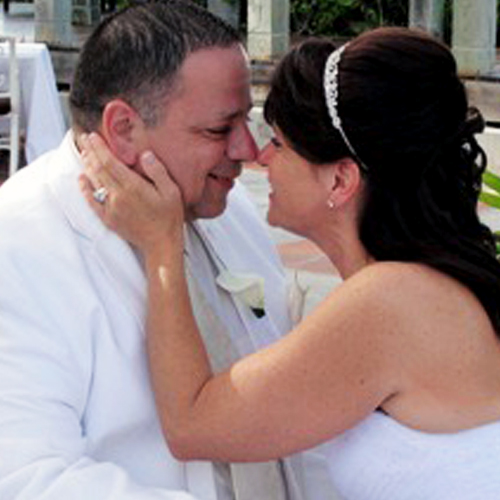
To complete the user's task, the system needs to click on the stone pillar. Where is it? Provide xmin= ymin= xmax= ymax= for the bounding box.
xmin=247 ymin=0 xmax=289 ymax=61
xmin=208 ymin=0 xmax=239 ymax=29
xmin=452 ymin=0 xmax=497 ymax=77
xmin=409 ymin=0 xmax=445 ymax=39
xmin=72 ymin=0 xmax=101 ymax=26
xmin=34 ymin=0 xmax=73 ymax=47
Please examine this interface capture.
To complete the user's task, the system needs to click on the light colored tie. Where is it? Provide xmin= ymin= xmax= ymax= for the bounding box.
xmin=231 ymin=461 xmax=288 ymax=500
xmin=184 ymin=248 xmax=288 ymax=500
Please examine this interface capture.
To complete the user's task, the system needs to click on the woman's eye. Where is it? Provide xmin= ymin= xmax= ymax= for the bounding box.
xmin=270 ymin=137 xmax=282 ymax=148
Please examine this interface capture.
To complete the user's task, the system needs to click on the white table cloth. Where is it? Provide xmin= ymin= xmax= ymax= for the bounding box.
xmin=0 ymin=41 xmax=67 ymax=164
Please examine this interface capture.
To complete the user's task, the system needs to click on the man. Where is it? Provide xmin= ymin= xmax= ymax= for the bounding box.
xmin=0 ymin=2 xmax=336 ymax=499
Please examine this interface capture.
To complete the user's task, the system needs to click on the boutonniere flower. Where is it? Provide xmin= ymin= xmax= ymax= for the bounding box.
xmin=216 ymin=270 xmax=266 ymax=318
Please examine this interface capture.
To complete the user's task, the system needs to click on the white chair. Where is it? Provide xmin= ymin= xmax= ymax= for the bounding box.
xmin=0 ymin=36 xmax=20 ymax=178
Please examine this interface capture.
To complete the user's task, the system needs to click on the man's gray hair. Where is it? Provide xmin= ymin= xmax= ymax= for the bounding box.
xmin=69 ymin=0 xmax=242 ymax=132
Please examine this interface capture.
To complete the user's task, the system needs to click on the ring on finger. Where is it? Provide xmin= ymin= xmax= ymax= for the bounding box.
xmin=93 ymin=186 xmax=109 ymax=204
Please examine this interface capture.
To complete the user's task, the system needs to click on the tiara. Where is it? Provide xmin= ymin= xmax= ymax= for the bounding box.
xmin=323 ymin=44 xmax=368 ymax=172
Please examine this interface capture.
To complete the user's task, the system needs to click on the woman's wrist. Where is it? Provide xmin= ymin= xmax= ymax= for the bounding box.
xmin=143 ymin=229 xmax=185 ymax=272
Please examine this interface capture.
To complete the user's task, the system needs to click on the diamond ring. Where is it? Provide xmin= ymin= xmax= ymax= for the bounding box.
xmin=93 ymin=186 xmax=109 ymax=204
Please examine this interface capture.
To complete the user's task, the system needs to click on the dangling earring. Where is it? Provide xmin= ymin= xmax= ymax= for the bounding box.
xmin=327 ymin=198 xmax=335 ymax=210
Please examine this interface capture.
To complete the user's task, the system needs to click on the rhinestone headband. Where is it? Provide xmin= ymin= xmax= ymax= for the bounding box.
xmin=324 ymin=45 xmax=368 ymax=172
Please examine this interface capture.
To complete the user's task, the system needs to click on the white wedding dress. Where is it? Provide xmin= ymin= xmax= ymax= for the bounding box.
xmin=322 ymin=411 xmax=500 ymax=499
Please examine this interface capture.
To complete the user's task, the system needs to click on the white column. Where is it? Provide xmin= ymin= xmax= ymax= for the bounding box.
xmin=34 ymin=0 xmax=73 ymax=46
xmin=409 ymin=0 xmax=445 ymax=38
xmin=208 ymin=0 xmax=239 ymax=29
xmin=247 ymin=0 xmax=289 ymax=61
xmin=452 ymin=0 xmax=497 ymax=77
xmin=72 ymin=0 xmax=100 ymax=26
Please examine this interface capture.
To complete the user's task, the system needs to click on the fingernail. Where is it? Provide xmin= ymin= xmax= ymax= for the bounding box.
xmin=79 ymin=133 xmax=88 ymax=148
xmin=142 ymin=151 xmax=156 ymax=165
xmin=77 ymin=175 xmax=87 ymax=189
xmin=88 ymin=132 xmax=100 ymax=145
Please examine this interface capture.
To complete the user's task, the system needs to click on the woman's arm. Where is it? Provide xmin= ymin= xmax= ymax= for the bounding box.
xmin=149 ymin=258 xmax=397 ymax=462
xmin=79 ymin=132 xmax=221 ymax=448
xmin=79 ymin=133 xmax=399 ymax=462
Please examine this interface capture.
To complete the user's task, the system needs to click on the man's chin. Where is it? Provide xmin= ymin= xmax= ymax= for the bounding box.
xmin=186 ymin=199 xmax=228 ymax=221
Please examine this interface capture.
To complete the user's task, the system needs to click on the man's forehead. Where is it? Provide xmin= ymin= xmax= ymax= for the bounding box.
xmin=213 ymin=104 xmax=253 ymax=121
xmin=169 ymin=79 xmax=253 ymax=123
xmin=162 ymin=46 xmax=252 ymax=122
xmin=178 ymin=45 xmax=250 ymax=86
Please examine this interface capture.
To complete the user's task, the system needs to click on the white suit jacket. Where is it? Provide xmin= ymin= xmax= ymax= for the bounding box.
xmin=0 ymin=133 xmax=335 ymax=499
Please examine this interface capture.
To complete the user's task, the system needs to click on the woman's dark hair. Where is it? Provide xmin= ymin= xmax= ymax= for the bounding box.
xmin=265 ymin=27 xmax=500 ymax=336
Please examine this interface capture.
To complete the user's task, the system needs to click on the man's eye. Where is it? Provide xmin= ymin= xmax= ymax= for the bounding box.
xmin=207 ymin=126 xmax=232 ymax=137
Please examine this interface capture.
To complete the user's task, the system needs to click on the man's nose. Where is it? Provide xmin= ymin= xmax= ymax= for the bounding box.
xmin=227 ymin=122 xmax=258 ymax=162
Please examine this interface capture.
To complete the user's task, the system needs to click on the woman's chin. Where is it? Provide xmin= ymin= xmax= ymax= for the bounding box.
xmin=266 ymin=209 xmax=281 ymax=228
xmin=267 ymin=209 xmax=292 ymax=232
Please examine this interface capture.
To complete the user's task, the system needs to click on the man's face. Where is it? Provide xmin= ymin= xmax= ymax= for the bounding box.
xmin=143 ymin=44 xmax=258 ymax=220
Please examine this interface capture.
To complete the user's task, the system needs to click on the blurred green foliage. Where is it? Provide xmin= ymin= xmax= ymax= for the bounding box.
xmin=290 ymin=0 xmax=408 ymax=38
xmin=480 ymin=170 xmax=500 ymax=256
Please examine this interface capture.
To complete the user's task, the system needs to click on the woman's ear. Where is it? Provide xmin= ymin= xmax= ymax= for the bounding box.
xmin=100 ymin=99 xmax=147 ymax=166
xmin=326 ymin=158 xmax=363 ymax=209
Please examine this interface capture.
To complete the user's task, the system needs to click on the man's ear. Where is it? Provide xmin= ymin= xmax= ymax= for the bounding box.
xmin=325 ymin=158 xmax=363 ymax=209
xmin=100 ymin=99 xmax=147 ymax=166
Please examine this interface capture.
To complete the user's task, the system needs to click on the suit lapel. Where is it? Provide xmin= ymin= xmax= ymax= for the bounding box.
xmin=47 ymin=133 xmax=147 ymax=334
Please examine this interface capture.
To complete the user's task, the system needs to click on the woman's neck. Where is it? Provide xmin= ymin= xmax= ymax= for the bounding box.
xmin=307 ymin=223 xmax=373 ymax=280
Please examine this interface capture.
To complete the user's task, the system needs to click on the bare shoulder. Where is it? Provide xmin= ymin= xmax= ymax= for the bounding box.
xmin=337 ymin=260 xmax=491 ymax=347
xmin=323 ymin=260 xmax=479 ymax=343
xmin=307 ymin=262 xmax=434 ymax=347
xmin=351 ymin=260 xmax=444 ymax=288
xmin=344 ymin=261 xmax=463 ymax=306
xmin=330 ymin=261 xmax=440 ymax=309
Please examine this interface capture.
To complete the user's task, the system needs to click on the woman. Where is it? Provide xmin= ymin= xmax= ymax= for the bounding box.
xmin=80 ymin=27 xmax=500 ymax=498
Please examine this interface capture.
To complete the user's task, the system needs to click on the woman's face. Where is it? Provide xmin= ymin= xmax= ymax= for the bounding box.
xmin=258 ymin=127 xmax=331 ymax=236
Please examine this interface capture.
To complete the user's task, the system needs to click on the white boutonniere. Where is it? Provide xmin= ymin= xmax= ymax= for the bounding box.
xmin=288 ymin=272 xmax=309 ymax=326
xmin=216 ymin=270 xmax=266 ymax=318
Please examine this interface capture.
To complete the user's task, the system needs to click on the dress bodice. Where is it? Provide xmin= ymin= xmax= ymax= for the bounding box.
xmin=323 ymin=411 xmax=500 ymax=499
